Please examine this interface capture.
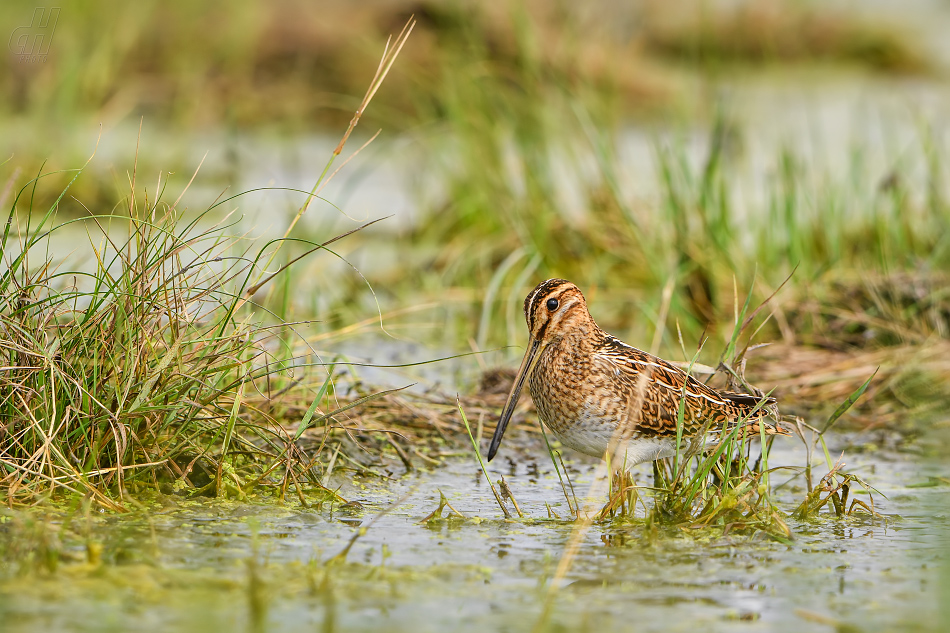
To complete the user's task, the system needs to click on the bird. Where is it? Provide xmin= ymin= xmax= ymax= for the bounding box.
xmin=486 ymin=279 xmax=784 ymax=467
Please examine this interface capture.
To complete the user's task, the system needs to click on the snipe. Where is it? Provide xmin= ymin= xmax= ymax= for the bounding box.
xmin=487 ymin=279 xmax=783 ymax=466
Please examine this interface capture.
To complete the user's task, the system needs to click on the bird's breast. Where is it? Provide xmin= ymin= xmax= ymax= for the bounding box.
xmin=528 ymin=342 xmax=619 ymax=457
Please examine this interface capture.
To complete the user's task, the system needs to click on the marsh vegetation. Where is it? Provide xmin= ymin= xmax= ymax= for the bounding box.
xmin=1 ymin=1 xmax=949 ymax=631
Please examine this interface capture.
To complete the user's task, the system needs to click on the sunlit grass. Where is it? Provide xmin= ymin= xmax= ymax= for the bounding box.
xmin=0 ymin=160 xmax=338 ymax=507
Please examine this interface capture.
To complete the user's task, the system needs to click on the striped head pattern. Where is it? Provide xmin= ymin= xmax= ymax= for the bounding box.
xmin=523 ymin=278 xmax=593 ymax=342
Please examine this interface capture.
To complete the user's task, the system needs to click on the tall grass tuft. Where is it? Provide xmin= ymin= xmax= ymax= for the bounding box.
xmin=0 ymin=163 xmax=331 ymax=507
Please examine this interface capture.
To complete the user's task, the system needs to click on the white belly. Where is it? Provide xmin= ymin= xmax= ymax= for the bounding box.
xmin=545 ymin=408 xmax=678 ymax=467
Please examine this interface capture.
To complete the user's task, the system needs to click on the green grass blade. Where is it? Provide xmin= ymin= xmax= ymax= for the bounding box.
xmin=294 ymin=365 xmax=337 ymax=441
xmin=820 ymin=368 xmax=878 ymax=435
xmin=457 ymin=398 xmax=511 ymax=519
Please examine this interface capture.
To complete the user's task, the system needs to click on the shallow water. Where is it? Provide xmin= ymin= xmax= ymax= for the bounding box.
xmin=1 ymin=433 xmax=944 ymax=632
xmin=3 ymin=4 xmax=950 ymax=630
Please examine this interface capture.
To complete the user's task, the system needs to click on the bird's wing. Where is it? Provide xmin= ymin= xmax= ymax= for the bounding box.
xmin=591 ymin=336 xmax=736 ymax=437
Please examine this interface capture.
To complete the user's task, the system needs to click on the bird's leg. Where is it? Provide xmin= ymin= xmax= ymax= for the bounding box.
xmin=622 ymin=470 xmax=637 ymax=517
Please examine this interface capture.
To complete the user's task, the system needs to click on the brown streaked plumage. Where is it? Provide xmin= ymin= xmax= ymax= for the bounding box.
xmin=487 ymin=279 xmax=785 ymax=465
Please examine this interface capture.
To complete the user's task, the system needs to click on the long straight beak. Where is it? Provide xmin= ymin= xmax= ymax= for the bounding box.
xmin=487 ymin=338 xmax=544 ymax=461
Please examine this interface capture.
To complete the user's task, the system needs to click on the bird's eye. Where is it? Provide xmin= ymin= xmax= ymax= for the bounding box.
xmin=546 ymin=298 xmax=559 ymax=311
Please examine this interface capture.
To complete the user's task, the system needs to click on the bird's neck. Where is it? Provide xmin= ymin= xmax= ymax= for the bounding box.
xmin=552 ymin=318 xmax=602 ymax=359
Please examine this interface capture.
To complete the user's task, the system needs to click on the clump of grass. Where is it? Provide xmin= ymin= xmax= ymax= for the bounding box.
xmin=610 ymin=286 xmax=792 ymax=538
xmin=0 ymin=155 xmax=449 ymax=508
xmin=647 ymin=418 xmax=792 ymax=539
xmin=747 ymin=338 xmax=950 ymax=431
xmin=0 ymin=163 xmax=317 ymax=507
xmin=792 ymin=459 xmax=878 ymax=520
xmin=639 ymin=286 xmax=879 ymax=536
xmin=791 ymin=271 xmax=950 ymax=349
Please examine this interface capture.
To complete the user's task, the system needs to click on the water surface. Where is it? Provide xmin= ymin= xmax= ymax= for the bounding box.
xmin=1 ymin=433 xmax=943 ymax=632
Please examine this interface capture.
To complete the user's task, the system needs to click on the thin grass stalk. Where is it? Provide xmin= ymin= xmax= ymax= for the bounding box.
xmin=457 ymin=399 xmax=510 ymax=519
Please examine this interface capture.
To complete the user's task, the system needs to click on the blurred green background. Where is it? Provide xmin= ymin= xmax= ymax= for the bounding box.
xmin=3 ymin=3 xmax=950 ymax=631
